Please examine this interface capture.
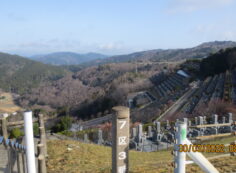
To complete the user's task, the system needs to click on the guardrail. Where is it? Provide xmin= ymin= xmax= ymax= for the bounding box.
xmin=0 ymin=112 xmax=47 ymax=173
xmin=0 ymin=136 xmax=26 ymax=173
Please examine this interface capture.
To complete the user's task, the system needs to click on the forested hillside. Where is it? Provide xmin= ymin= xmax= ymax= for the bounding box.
xmin=29 ymin=52 xmax=107 ymax=65
xmin=200 ymin=47 xmax=236 ymax=77
xmin=0 ymin=52 xmax=67 ymax=94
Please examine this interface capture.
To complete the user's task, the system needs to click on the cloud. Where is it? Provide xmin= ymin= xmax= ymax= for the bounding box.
xmin=0 ymin=39 xmax=132 ymax=56
xmin=167 ymin=0 xmax=234 ymax=13
xmin=98 ymin=42 xmax=124 ymax=50
xmin=190 ymin=24 xmax=236 ymax=41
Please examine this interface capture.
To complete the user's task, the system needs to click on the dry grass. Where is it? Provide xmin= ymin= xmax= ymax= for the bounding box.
xmin=0 ymin=92 xmax=21 ymax=113
xmin=47 ymin=136 xmax=236 ymax=173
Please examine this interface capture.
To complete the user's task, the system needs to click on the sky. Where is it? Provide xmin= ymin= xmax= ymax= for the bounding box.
xmin=0 ymin=0 xmax=236 ymax=56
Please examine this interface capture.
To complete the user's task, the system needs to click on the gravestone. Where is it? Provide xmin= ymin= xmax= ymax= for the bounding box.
xmin=199 ymin=116 xmax=203 ymax=125
xmin=195 ymin=117 xmax=198 ymax=125
xmin=213 ymin=114 xmax=218 ymax=124
xmin=148 ymin=126 xmax=153 ymax=138
xmin=183 ymin=118 xmax=188 ymax=125
xmin=97 ymin=129 xmax=104 ymax=145
xmin=222 ymin=116 xmax=226 ymax=124
xmin=137 ymin=124 xmax=143 ymax=143
xmin=84 ymin=134 xmax=89 ymax=143
xmin=131 ymin=128 xmax=137 ymax=139
xmin=188 ymin=120 xmax=192 ymax=127
xmin=228 ymin=113 xmax=233 ymax=123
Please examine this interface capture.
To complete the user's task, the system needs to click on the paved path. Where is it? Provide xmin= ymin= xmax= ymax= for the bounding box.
xmin=156 ymin=88 xmax=196 ymax=121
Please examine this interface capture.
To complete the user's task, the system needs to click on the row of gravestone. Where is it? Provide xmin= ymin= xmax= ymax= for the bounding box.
xmin=75 ymin=113 xmax=235 ymax=152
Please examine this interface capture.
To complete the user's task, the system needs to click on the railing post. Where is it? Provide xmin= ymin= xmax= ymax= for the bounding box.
xmin=37 ymin=143 xmax=47 ymax=173
xmin=17 ymin=151 xmax=23 ymax=173
xmin=2 ymin=113 xmax=9 ymax=140
xmin=112 ymin=106 xmax=130 ymax=173
xmin=38 ymin=114 xmax=47 ymax=157
xmin=22 ymin=152 xmax=26 ymax=173
xmin=174 ymin=122 xmax=187 ymax=173
xmin=24 ymin=111 xmax=36 ymax=173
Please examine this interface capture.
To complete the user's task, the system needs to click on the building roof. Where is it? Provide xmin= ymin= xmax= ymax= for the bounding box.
xmin=177 ymin=70 xmax=190 ymax=78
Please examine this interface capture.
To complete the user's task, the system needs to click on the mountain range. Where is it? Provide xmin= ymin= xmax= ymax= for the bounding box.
xmin=29 ymin=52 xmax=108 ymax=65
xmin=25 ymin=41 xmax=236 ymax=66
xmin=84 ymin=41 xmax=236 ymax=66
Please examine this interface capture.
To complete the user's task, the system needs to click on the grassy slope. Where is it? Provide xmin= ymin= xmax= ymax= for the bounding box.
xmin=0 ymin=92 xmax=21 ymax=113
xmin=47 ymin=136 xmax=236 ymax=173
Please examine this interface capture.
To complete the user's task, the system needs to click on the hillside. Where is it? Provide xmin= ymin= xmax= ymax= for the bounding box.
xmin=84 ymin=41 xmax=236 ymax=66
xmin=19 ymin=62 xmax=168 ymax=117
xmin=0 ymin=52 xmax=67 ymax=94
xmin=47 ymin=137 xmax=236 ymax=173
xmin=200 ymin=47 xmax=236 ymax=77
xmin=29 ymin=52 xmax=108 ymax=65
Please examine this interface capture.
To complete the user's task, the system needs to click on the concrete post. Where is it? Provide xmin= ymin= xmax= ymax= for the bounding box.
xmin=185 ymin=139 xmax=219 ymax=173
xmin=112 ymin=106 xmax=130 ymax=173
xmin=174 ymin=122 xmax=187 ymax=173
xmin=24 ymin=111 xmax=36 ymax=173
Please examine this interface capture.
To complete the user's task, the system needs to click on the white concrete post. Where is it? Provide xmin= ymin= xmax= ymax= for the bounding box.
xmin=174 ymin=122 xmax=187 ymax=173
xmin=185 ymin=139 xmax=219 ymax=173
xmin=24 ymin=111 xmax=36 ymax=173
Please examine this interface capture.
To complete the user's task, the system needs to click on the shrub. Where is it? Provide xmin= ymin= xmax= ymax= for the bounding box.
xmin=53 ymin=116 xmax=72 ymax=132
xmin=10 ymin=128 xmax=24 ymax=139
xmin=33 ymin=123 xmax=39 ymax=136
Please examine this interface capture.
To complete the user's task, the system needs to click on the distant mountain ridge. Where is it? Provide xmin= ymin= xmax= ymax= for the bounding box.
xmin=29 ymin=52 xmax=108 ymax=65
xmin=83 ymin=41 xmax=236 ymax=66
xmin=0 ymin=52 xmax=67 ymax=94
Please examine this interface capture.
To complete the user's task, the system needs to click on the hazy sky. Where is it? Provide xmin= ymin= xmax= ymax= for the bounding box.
xmin=0 ymin=0 xmax=236 ymax=56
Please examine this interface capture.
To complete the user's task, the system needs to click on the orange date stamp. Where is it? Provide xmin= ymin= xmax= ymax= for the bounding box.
xmin=179 ymin=144 xmax=236 ymax=153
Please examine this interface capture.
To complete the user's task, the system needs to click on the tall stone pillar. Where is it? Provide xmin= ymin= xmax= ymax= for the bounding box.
xmin=137 ymin=124 xmax=143 ymax=143
xmin=195 ymin=117 xmax=198 ymax=125
xmin=199 ymin=116 xmax=203 ymax=125
xmin=228 ymin=113 xmax=233 ymax=123
xmin=148 ymin=126 xmax=152 ymax=138
xmin=112 ymin=106 xmax=130 ymax=173
xmin=222 ymin=116 xmax=226 ymax=124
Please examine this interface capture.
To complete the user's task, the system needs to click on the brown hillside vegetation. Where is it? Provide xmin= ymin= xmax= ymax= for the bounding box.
xmin=20 ymin=62 xmax=168 ymax=118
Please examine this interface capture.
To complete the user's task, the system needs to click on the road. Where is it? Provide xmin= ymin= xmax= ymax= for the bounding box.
xmin=80 ymin=114 xmax=112 ymax=129
xmin=156 ymin=88 xmax=197 ymax=121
